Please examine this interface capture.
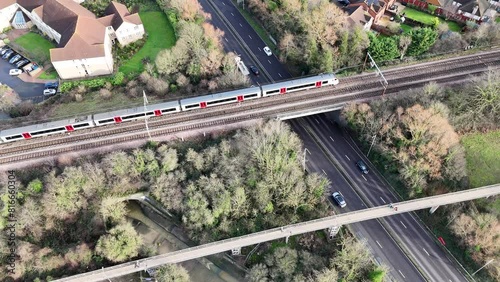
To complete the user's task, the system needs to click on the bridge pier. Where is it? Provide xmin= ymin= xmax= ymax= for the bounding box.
xmin=327 ymin=226 xmax=341 ymax=240
xmin=429 ymin=206 xmax=440 ymax=214
xmin=231 ymin=247 xmax=241 ymax=256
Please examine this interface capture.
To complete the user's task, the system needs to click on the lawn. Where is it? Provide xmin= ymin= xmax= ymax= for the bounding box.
xmin=119 ymin=11 xmax=176 ymax=75
xmin=400 ymin=23 xmax=413 ymax=33
xmin=461 ymin=130 xmax=500 ymax=188
xmin=38 ymin=67 xmax=58 ymax=79
xmin=13 ymin=32 xmax=55 ymax=60
xmin=403 ymin=7 xmax=462 ymax=32
xmin=496 ymin=17 xmax=500 ymax=23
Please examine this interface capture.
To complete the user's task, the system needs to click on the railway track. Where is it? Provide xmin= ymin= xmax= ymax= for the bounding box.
xmin=0 ymin=54 xmax=497 ymax=165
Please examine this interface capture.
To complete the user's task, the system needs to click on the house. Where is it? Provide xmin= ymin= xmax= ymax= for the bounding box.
xmin=424 ymin=0 xmax=498 ymax=22
xmin=0 ymin=0 xmax=144 ymax=79
xmin=345 ymin=0 xmax=396 ymax=24
xmin=345 ymin=5 xmax=374 ymax=30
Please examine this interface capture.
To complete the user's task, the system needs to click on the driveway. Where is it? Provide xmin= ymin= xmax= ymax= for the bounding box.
xmin=0 ymin=55 xmax=45 ymax=103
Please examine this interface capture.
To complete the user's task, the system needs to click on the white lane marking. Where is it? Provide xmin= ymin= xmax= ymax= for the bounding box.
xmin=231 ymin=13 xmax=234 ymax=16
xmin=376 ymin=241 xmax=383 ymax=248
xmin=345 ymin=155 xmax=350 ymax=161
xmin=315 ymin=118 xmax=319 ymax=124
xmin=399 ymin=270 xmax=406 ymax=279
xmin=222 ymin=2 xmax=225 ymax=5
xmin=362 ymin=175 xmax=367 ymax=181
xmin=268 ymin=59 xmax=272 ymax=64
xmin=423 ymin=248 xmax=430 ymax=256
xmin=329 ymin=136 xmax=334 ymax=142
xmin=239 ymin=23 xmax=242 ymax=27
xmin=322 ymin=169 xmax=327 ymax=175
xmin=278 ymin=73 xmax=282 ymax=77
xmin=224 ymin=38 xmax=228 ymax=42
xmin=248 ymin=35 xmax=252 ymax=39
xmin=400 ymin=221 xmax=407 ymax=229
xmin=258 ymin=47 xmax=261 ymax=51
xmin=380 ymin=197 xmax=386 ymax=204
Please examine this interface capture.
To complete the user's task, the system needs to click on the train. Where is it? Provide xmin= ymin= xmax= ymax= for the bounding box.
xmin=0 ymin=74 xmax=339 ymax=143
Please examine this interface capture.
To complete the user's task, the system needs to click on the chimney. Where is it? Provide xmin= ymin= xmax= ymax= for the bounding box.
xmin=472 ymin=5 xmax=479 ymax=14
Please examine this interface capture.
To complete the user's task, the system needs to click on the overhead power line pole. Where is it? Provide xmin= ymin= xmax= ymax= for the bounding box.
xmin=143 ymin=90 xmax=152 ymax=140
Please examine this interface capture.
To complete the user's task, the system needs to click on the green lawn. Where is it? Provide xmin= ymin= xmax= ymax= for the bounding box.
xmin=400 ymin=24 xmax=413 ymax=34
xmin=38 ymin=67 xmax=58 ymax=79
xmin=119 ymin=11 xmax=176 ymax=75
xmin=461 ymin=130 xmax=500 ymax=188
xmin=403 ymin=7 xmax=462 ymax=32
xmin=13 ymin=32 xmax=55 ymax=59
xmin=496 ymin=17 xmax=500 ymax=23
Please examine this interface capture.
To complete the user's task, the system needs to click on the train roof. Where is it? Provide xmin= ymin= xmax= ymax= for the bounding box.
xmin=0 ymin=116 xmax=93 ymax=136
xmin=93 ymin=101 xmax=180 ymax=120
xmin=180 ymin=86 xmax=261 ymax=105
xmin=260 ymin=73 xmax=336 ymax=90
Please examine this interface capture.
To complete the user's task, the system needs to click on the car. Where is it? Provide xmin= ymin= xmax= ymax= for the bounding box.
xmin=43 ymin=88 xmax=57 ymax=96
xmin=249 ymin=65 xmax=259 ymax=75
xmin=9 ymin=69 xmax=22 ymax=76
xmin=0 ymin=47 xmax=10 ymax=56
xmin=338 ymin=0 xmax=350 ymax=5
xmin=44 ymin=81 xmax=59 ymax=89
xmin=2 ymin=50 xmax=14 ymax=59
xmin=356 ymin=160 xmax=369 ymax=174
xmin=263 ymin=46 xmax=272 ymax=56
xmin=332 ymin=192 xmax=346 ymax=208
xmin=9 ymin=54 xmax=22 ymax=64
xmin=15 ymin=59 xmax=29 ymax=68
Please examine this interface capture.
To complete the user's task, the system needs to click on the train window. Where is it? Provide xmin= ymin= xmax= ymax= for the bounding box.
xmin=161 ymin=108 xmax=178 ymax=113
xmin=207 ymin=97 xmax=236 ymax=106
xmin=244 ymin=93 xmax=259 ymax=99
xmin=30 ymin=127 xmax=66 ymax=137
xmin=98 ymin=118 xmax=114 ymax=124
xmin=72 ymin=123 xmax=90 ymax=129
xmin=266 ymin=89 xmax=280 ymax=95
xmin=122 ymin=112 xmax=152 ymax=121
xmin=185 ymin=104 xmax=199 ymax=109
xmin=287 ymin=83 xmax=315 ymax=91
xmin=5 ymin=135 xmax=23 ymax=141
xmin=322 ymin=81 xmax=329 ymax=84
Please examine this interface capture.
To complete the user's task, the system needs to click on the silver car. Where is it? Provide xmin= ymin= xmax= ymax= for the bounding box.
xmin=332 ymin=192 xmax=346 ymax=208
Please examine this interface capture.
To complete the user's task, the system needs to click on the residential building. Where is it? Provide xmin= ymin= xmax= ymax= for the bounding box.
xmin=0 ymin=0 xmax=144 ymax=79
xmin=425 ymin=0 xmax=498 ymax=22
xmin=345 ymin=5 xmax=374 ymax=30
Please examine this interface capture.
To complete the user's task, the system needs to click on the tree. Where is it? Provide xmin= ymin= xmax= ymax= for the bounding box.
xmin=368 ymin=33 xmax=399 ymax=61
xmin=333 ymin=236 xmax=372 ymax=281
xmin=151 ymin=171 xmax=185 ymax=212
xmin=265 ymin=247 xmax=299 ymax=281
xmin=247 ymin=263 xmax=269 ymax=282
xmin=407 ymin=27 xmax=438 ymax=56
xmin=0 ymin=85 xmax=20 ymax=112
xmin=155 ymin=264 xmax=190 ymax=282
xmin=100 ymin=197 xmax=129 ymax=225
xmin=398 ymin=35 xmax=412 ymax=59
xmin=96 ymin=222 xmax=143 ymax=262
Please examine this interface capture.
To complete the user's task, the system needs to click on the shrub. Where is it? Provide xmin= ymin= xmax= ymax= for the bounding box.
xmin=112 ymin=72 xmax=125 ymax=86
xmin=99 ymin=89 xmax=112 ymax=100
xmin=28 ymin=179 xmax=43 ymax=193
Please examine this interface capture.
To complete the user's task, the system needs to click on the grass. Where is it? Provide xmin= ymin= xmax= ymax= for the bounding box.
xmin=119 ymin=11 xmax=176 ymax=75
xmin=231 ymin=0 xmax=278 ymax=52
xmin=496 ymin=17 xmax=500 ymax=23
xmin=38 ymin=67 xmax=58 ymax=79
xmin=461 ymin=130 xmax=500 ymax=188
xmin=400 ymin=23 xmax=413 ymax=34
xmin=13 ymin=32 xmax=55 ymax=59
xmin=403 ymin=7 xmax=462 ymax=32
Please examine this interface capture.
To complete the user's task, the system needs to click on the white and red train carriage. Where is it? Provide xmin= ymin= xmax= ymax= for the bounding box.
xmin=179 ymin=87 xmax=261 ymax=111
xmin=261 ymin=73 xmax=339 ymax=97
xmin=93 ymin=101 xmax=181 ymax=126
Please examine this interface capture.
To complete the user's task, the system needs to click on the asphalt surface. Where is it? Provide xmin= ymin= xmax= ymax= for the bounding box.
xmin=288 ymin=118 xmax=425 ymax=282
xmin=0 ymin=54 xmax=45 ymax=102
xmin=201 ymin=0 xmax=291 ymax=83
xmin=290 ymin=113 xmax=469 ymax=282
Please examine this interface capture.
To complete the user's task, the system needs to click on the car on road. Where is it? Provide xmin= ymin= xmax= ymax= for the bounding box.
xmin=9 ymin=54 xmax=22 ymax=64
xmin=332 ymin=192 xmax=347 ymax=208
xmin=15 ymin=59 xmax=29 ymax=68
xmin=2 ymin=49 xmax=14 ymax=59
xmin=263 ymin=46 xmax=272 ymax=56
xmin=9 ymin=69 xmax=22 ymax=76
xmin=249 ymin=65 xmax=259 ymax=76
xmin=356 ymin=160 xmax=369 ymax=174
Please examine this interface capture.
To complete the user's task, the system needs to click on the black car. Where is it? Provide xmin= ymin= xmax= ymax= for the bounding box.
xmin=44 ymin=81 xmax=59 ymax=89
xmin=356 ymin=160 xmax=369 ymax=174
xmin=249 ymin=65 xmax=259 ymax=76
xmin=338 ymin=0 xmax=350 ymax=5
xmin=15 ymin=59 xmax=30 ymax=68
xmin=2 ymin=49 xmax=14 ymax=59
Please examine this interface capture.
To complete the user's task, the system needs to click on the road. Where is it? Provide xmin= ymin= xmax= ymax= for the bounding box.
xmin=288 ymin=119 xmax=425 ymax=281
xmin=200 ymin=0 xmax=291 ymax=82
xmin=293 ymin=113 xmax=469 ymax=282
xmin=54 ymin=185 xmax=500 ymax=282
xmin=0 ymin=57 xmax=45 ymax=102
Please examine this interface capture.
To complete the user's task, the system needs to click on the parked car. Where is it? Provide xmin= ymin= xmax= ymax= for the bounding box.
xmin=249 ymin=65 xmax=259 ymax=76
xmin=0 ymin=47 xmax=10 ymax=56
xmin=263 ymin=46 xmax=272 ymax=56
xmin=2 ymin=50 xmax=14 ymax=59
xmin=43 ymin=88 xmax=57 ymax=96
xmin=356 ymin=160 xmax=369 ymax=174
xmin=338 ymin=0 xmax=350 ymax=5
xmin=15 ymin=59 xmax=29 ymax=68
xmin=9 ymin=54 xmax=22 ymax=64
xmin=9 ymin=69 xmax=22 ymax=76
xmin=332 ymin=192 xmax=347 ymax=208
xmin=44 ymin=81 xmax=59 ymax=89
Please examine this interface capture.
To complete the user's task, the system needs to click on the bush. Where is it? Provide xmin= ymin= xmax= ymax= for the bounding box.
xmin=112 ymin=72 xmax=125 ymax=86
xmin=99 ymin=89 xmax=112 ymax=100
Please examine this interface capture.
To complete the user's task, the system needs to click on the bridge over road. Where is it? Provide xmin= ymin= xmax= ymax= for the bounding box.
xmin=55 ymin=184 xmax=500 ymax=282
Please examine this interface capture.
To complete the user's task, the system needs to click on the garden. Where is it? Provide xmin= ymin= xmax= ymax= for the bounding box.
xmin=402 ymin=7 xmax=462 ymax=32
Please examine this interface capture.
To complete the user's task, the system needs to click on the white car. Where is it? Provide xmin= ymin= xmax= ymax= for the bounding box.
xmin=9 ymin=69 xmax=22 ymax=76
xmin=263 ymin=46 xmax=272 ymax=56
xmin=43 ymin=88 xmax=57 ymax=96
xmin=332 ymin=192 xmax=347 ymax=208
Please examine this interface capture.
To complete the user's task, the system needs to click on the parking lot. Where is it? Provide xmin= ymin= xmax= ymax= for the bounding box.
xmin=0 ymin=47 xmax=46 ymax=103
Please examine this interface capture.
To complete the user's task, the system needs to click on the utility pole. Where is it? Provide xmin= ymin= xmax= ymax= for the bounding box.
xmin=303 ymin=148 xmax=310 ymax=171
xmin=367 ymin=134 xmax=376 ymax=157
xmin=366 ymin=52 xmax=388 ymax=95
xmin=472 ymin=259 xmax=494 ymax=276
xmin=143 ymin=90 xmax=152 ymax=140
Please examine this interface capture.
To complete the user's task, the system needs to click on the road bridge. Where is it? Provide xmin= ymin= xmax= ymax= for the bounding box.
xmin=55 ymin=184 xmax=500 ymax=282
